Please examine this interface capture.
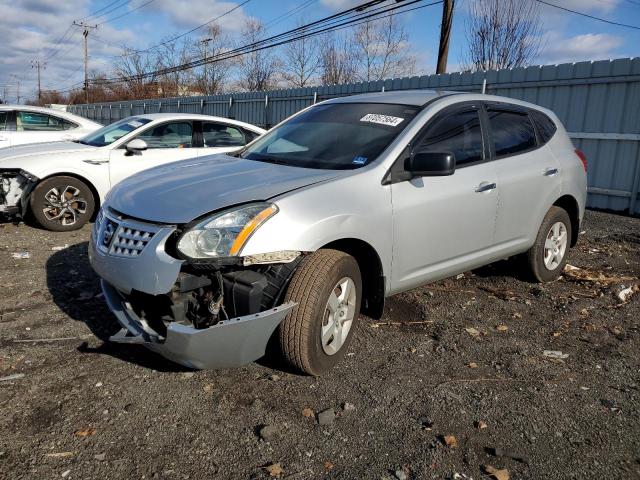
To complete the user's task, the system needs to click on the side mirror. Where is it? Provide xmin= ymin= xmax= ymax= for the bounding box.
xmin=405 ymin=151 xmax=455 ymax=177
xmin=125 ymin=139 xmax=148 ymax=155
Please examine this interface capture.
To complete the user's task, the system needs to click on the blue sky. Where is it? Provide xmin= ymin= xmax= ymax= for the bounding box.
xmin=1 ymin=0 xmax=638 ymax=102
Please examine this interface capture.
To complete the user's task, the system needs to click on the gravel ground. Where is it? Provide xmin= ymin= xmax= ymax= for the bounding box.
xmin=0 ymin=210 xmax=639 ymax=480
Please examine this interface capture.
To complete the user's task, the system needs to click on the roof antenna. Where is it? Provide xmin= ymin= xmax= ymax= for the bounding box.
xmin=482 ymin=78 xmax=487 ymax=94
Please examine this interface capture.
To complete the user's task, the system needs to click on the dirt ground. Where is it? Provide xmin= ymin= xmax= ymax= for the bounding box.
xmin=0 ymin=210 xmax=639 ymax=480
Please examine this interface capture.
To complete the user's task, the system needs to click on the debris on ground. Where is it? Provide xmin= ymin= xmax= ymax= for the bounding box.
xmin=617 ymin=285 xmax=639 ymax=304
xmin=342 ymin=402 xmax=356 ymax=413
xmin=94 ymin=453 xmax=106 ymax=461
xmin=465 ymin=327 xmax=481 ymax=338
xmin=467 ymin=362 xmax=478 ymax=369
xmin=475 ymin=420 xmax=488 ymax=430
xmin=264 ymin=463 xmax=284 ymax=477
xmin=442 ymin=435 xmax=458 ymax=448
xmin=479 ymin=286 xmax=518 ymax=301
xmin=0 ymin=373 xmax=25 ymax=382
xmin=11 ymin=252 xmax=30 ymax=259
xmin=495 ymin=325 xmax=509 ymax=332
xmin=317 ymin=408 xmax=335 ymax=426
xmin=543 ymin=350 xmax=569 ymax=360
xmin=258 ymin=424 xmax=279 ymax=442
xmin=74 ymin=428 xmax=97 ymax=437
xmin=482 ymin=465 xmax=509 ymax=480
xmin=488 ymin=447 xmax=530 ymax=464
xmin=394 ymin=467 xmax=409 ymax=480
xmin=45 ymin=452 xmax=75 ymax=458
xmin=301 ymin=407 xmax=314 ymax=418
xmin=563 ymin=264 xmax=635 ymax=284
xmin=51 ymin=245 xmax=69 ymax=251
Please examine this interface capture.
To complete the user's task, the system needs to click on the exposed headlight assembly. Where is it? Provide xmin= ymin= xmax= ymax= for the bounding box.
xmin=177 ymin=203 xmax=278 ymax=259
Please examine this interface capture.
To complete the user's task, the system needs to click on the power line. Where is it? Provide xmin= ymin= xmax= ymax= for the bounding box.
xmin=535 ymin=0 xmax=640 ymax=30
xmin=78 ymin=0 xmax=130 ymax=22
xmin=53 ymin=0 xmax=440 ymax=95
xmin=95 ymin=0 xmax=441 ymax=87
xmin=97 ymin=0 xmax=157 ymax=26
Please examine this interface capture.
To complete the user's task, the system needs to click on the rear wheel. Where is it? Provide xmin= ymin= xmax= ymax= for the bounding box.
xmin=278 ymin=249 xmax=362 ymax=376
xmin=526 ymin=206 xmax=572 ymax=282
xmin=29 ymin=176 xmax=95 ymax=232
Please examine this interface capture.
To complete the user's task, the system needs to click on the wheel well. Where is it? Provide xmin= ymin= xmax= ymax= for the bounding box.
xmin=322 ymin=238 xmax=385 ymax=319
xmin=553 ymin=195 xmax=580 ymax=246
xmin=37 ymin=172 xmax=101 ymax=220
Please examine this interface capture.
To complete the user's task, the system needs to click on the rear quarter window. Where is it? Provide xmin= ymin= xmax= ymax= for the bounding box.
xmin=530 ymin=110 xmax=557 ymax=145
xmin=487 ymin=109 xmax=537 ymax=157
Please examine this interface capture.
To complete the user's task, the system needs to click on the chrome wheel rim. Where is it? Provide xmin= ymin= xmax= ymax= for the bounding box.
xmin=42 ymin=186 xmax=88 ymax=227
xmin=543 ymin=221 xmax=568 ymax=270
xmin=321 ymin=276 xmax=356 ymax=355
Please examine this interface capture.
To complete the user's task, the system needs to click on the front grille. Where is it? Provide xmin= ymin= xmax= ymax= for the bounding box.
xmin=109 ymin=226 xmax=155 ymax=257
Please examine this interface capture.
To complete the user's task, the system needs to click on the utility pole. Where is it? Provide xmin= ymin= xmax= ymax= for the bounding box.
xmin=436 ymin=0 xmax=454 ymax=74
xmin=73 ymin=21 xmax=97 ymax=103
xmin=31 ymin=60 xmax=45 ymax=104
xmin=10 ymin=74 xmax=21 ymax=104
xmin=200 ymin=38 xmax=212 ymax=96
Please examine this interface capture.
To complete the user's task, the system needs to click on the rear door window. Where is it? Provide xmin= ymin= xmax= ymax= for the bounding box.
xmin=16 ymin=111 xmax=67 ymax=131
xmin=415 ymin=109 xmax=484 ymax=166
xmin=136 ymin=122 xmax=194 ymax=149
xmin=202 ymin=122 xmax=246 ymax=147
xmin=530 ymin=110 xmax=557 ymax=145
xmin=0 ymin=111 xmax=7 ymax=130
xmin=487 ymin=109 xmax=536 ymax=157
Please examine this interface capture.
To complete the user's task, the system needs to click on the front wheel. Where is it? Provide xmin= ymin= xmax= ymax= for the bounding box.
xmin=278 ymin=249 xmax=362 ymax=376
xmin=29 ymin=176 xmax=95 ymax=231
xmin=526 ymin=206 xmax=572 ymax=282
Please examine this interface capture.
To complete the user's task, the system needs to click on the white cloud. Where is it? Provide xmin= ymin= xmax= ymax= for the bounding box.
xmin=145 ymin=0 xmax=250 ymax=33
xmin=0 ymin=0 xmax=138 ymax=101
xmin=538 ymin=31 xmax=624 ymax=64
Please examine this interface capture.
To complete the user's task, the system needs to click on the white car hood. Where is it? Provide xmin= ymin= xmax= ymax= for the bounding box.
xmin=0 ymin=141 xmax=99 ymax=164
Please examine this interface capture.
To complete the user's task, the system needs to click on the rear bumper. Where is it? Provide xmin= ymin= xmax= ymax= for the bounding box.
xmin=101 ymin=280 xmax=296 ymax=369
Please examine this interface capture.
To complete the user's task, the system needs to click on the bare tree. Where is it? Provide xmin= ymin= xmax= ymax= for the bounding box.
xmin=463 ymin=0 xmax=542 ymax=71
xmin=155 ymin=39 xmax=192 ymax=97
xmin=235 ymin=20 xmax=280 ymax=91
xmin=190 ymin=25 xmax=235 ymax=95
xmin=319 ymin=33 xmax=357 ymax=85
xmin=112 ymin=48 xmax=161 ymax=99
xmin=352 ymin=15 xmax=416 ymax=82
xmin=281 ymin=21 xmax=321 ymax=88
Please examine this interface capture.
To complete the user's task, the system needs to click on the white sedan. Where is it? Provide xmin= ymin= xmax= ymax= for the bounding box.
xmin=0 ymin=113 xmax=266 ymax=231
xmin=0 ymin=105 xmax=102 ymax=147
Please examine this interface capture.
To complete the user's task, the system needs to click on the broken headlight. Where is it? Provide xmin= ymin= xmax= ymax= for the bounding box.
xmin=177 ymin=203 xmax=278 ymax=259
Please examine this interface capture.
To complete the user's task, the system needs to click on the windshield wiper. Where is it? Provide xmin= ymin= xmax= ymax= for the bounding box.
xmin=244 ymin=154 xmax=289 ymax=166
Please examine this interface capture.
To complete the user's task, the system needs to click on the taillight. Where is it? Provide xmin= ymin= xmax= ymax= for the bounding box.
xmin=575 ymin=149 xmax=587 ymax=172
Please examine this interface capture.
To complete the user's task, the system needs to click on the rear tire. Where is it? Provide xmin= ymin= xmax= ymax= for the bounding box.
xmin=29 ymin=176 xmax=95 ymax=232
xmin=526 ymin=206 xmax=572 ymax=282
xmin=278 ymin=249 xmax=362 ymax=376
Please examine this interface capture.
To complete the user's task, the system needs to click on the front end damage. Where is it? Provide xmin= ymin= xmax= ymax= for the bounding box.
xmin=89 ymin=208 xmax=300 ymax=369
xmin=0 ymin=169 xmax=38 ymax=218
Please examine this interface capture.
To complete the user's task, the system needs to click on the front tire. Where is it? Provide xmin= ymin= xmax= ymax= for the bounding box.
xmin=278 ymin=249 xmax=362 ymax=376
xmin=526 ymin=206 xmax=572 ymax=282
xmin=29 ymin=176 xmax=95 ymax=232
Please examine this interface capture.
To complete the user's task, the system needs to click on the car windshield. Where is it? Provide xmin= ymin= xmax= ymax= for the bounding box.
xmin=79 ymin=117 xmax=152 ymax=147
xmin=239 ymin=103 xmax=419 ymax=169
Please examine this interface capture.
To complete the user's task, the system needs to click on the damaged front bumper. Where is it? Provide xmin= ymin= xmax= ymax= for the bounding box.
xmin=89 ymin=208 xmax=298 ymax=369
xmin=102 ymin=280 xmax=296 ymax=369
xmin=0 ymin=169 xmax=39 ymax=217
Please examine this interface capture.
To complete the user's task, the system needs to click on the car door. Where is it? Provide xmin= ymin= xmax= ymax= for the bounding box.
xmin=390 ymin=104 xmax=499 ymax=293
xmin=485 ymin=105 xmax=562 ymax=250
xmin=195 ymin=121 xmax=253 ymax=157
xmin=11 ymin=111 xmax=75 ymax=145
xmin=108 ymin=120 xmax=197 ymax=187
xmin=0 ymin=111 xmax=10 ymax=148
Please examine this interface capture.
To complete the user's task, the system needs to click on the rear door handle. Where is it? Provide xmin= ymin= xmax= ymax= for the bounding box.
xmin=475 ymin=181 xmax=497 ymax=193
xmin=544 ymin=168 xmax=558 ymax=176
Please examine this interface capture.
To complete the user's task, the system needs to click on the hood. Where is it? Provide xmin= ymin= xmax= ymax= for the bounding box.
xmin=107 ymin=155 xmax=343 ymax=224
xmin=0 ymin=141 xmax=98 ymax=163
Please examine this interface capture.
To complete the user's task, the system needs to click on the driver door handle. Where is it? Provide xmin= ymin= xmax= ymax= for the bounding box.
xmin=544 ymin=167 xmax=558 ymax=176
xmin=475 ymin=181 xmax=497 ymax=193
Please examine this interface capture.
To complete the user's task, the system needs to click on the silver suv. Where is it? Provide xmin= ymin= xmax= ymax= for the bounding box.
xmin=89 ymin=90 xmax=587 ymax=375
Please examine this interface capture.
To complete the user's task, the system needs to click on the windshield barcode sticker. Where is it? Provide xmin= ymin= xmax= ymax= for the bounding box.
xmin=360 ymin=113 xmax=404 ymax=127
xmin=128 ymin=120 xmax=143 ymax=127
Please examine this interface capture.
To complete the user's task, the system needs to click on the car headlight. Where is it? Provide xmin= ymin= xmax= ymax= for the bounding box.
xmin=177 ymin=203 xmax=278 ymax=259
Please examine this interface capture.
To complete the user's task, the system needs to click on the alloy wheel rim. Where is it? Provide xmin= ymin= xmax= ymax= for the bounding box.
xmin=543 ymin=221 xmax=568 ymax=270
xmin=321 ymin=276 xmax=356 ymax=355
xmin=42 ymin=186 xmax=88 ymax=227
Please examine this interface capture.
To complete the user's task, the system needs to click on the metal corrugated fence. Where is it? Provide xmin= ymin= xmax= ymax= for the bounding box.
xmin=68 ymin=57 xmax=640 ymax=214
